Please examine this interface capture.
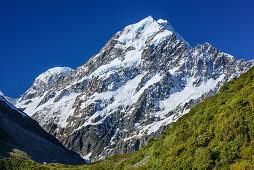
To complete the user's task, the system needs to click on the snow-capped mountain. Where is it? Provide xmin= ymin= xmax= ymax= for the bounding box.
xmin=15 ymin=16 xmax=254 ymax=162
xmin=18 ymin=67 xmax=73 ymax=102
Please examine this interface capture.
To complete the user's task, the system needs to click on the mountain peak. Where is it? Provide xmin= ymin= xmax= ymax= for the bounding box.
xmin=157 ymin=18 xmax=168 ymax=24
xmin=17 ymin=66 xmax=73 ymax=101
xmin=156 ymin=18 xmax=191 ymax=48
xmin=118 ymin=16 xmax=191 ymax=51
xmin=138 ymin=16 xmax=191 ymax=48
xmin=139 ymin=15 xmax=154 ymax=23
xmin=35 ymin=67 xmax=73 ymax=83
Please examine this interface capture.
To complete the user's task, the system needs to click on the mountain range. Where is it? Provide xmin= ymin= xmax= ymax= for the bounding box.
xmin=5 ymin=16 xmax=254 ymax=162
xmin=1 ymin=57 xmax=254 ymax=169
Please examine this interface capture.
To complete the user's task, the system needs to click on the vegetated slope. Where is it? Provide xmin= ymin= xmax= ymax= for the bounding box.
xmin=116 ymin=66 xmax=254 ymax=169
xmin=0 ymin=153 xmax=134 ymax=170
xmin=0 ymin=95 xmax=85 ymax=165
xmin=15 ymin=16 xmax=254 ymax=162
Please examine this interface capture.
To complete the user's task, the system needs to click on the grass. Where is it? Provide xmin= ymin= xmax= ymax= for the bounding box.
xmin=0 ymin=152 xmax=135 ymax=169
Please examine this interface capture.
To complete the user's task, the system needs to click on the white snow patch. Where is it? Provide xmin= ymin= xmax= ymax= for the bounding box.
xmin=151 ymin=30 xmax=173 ymax=46
xmin=118 ymin=16 xmax=161 ymax=50
xmin=157 ymin=19 xmax=169 ymax=24
xmin=35 ymin=67 xmax=73 ymax=83
xmin=168 ymin=67 xmax=180 ymax=75
xmin=133 ymin=73 xmax=163 ymax=101
xmin=157 ymin=18 xmax=191 ymax=48
xmin=17 ymin=91 xmax=79 ymax=127
xmin=89 ymin=50 xmax=142 ymax=78
xmin=158 ymin=75 xmax=225 ymax=117
xmin=83 ymin=152 xmax=92 ymax=163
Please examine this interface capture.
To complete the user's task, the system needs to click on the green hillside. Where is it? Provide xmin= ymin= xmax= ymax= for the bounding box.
xmin=0 ymin=66 xmax=253 ymax=169
xmin=117 ymin=66 xmax=254 ymax=169
xmin=0 ymin=152 xmax=134 ymax=169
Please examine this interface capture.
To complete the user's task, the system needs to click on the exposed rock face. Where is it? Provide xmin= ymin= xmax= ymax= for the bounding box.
xmin=0 ymin=95 xmax=84 ymax=164
xmin=15 ymin=16 xmax=254 ymax=162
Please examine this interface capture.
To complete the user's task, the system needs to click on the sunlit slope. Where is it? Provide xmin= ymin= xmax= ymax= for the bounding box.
xmin=117 ymin=66 xmax=254 ymax=169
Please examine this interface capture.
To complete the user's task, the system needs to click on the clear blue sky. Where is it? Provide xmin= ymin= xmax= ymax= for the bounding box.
xmin=1 ymin=0 xmax=253 ymax=97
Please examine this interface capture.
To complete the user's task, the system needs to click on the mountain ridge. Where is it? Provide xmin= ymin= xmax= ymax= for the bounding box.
xmin=14 ymin=16 xmax=254 ymax=161
xmin=0 ymin=95 xmax=85 ymax=164
xmin=1 ymin=65 xmax=253 ymax=169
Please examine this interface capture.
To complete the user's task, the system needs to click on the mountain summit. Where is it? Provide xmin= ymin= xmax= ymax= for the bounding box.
xmin=15 ymin=16 xmax=254 ymax=161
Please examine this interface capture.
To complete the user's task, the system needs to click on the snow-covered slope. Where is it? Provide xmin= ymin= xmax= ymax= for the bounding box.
xmin=36 ymin=67 xmax=73 ymax=83
xmin=17 ymin=67 xmax=73 ymax=102
xmin=15 ymin=16 xmax=254 ymax=162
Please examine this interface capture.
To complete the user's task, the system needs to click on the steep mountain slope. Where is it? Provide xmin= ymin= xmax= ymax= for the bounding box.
xmin=116 ymin=66 xmax=254 ymax=169
xmin=15 ymin=16 xmax=254 ymax=161
xmin=2 ymin=66 xmax=254 ymax=169
xmin=0 ymin=91 xmax=16 ymax=105
xmin=0 ymin=95 xmax=84 ymax=164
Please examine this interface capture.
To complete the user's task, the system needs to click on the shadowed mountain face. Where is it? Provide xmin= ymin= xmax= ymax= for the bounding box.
xmin=0 ymin=95 xmax=85 ymax=164
xmin=15 ymin=16 xmax=254 ymax=161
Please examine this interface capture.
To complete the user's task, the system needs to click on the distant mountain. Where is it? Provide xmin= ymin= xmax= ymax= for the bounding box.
xmin=15 ymin=16 xmax=254 ymax=161
xmin=0 ymin=95 xmax=84 ymax=164
xmin=0 ymin=91 xmax=16 ymax=105
xmin=116 ymin=66 xmax=254 ymax=169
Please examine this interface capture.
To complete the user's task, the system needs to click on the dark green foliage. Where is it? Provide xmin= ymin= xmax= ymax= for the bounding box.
xmin=0 ymin=152 xmax=134 ymax=169
xmin=0 ymin=158 xmax=46 ymax=170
